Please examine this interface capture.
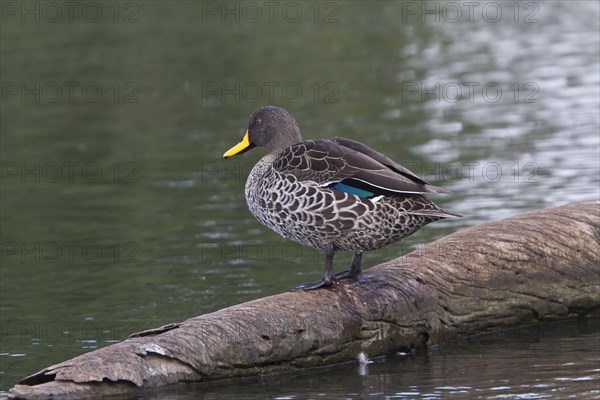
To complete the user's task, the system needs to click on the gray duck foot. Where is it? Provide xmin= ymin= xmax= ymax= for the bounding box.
xmin=333 ymin=252 xmax=362 ymax=281
xmin=333 ymin=268 xmax=360 ymax=281
xmin=292 ymin=278 xmax=333 ymax=291
xmin=292 ymin=243 xmax=335 ymax=291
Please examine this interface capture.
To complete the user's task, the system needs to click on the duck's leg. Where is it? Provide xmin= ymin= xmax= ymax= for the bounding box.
xmin=293 ymin=243 xmax=335 ymax=291
xmin=333 ymin=252 xmax=362 ymax=280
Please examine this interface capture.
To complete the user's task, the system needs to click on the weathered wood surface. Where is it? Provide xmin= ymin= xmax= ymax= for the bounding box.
xmin=9 ymin=200 xmax=600 ymax=399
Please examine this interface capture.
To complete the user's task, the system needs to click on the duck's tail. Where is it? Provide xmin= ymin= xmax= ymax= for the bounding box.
xmin=397 ymin=194 xmax=462 ymax=219
xmin=411 ymin=208 xmax=462 ymax=219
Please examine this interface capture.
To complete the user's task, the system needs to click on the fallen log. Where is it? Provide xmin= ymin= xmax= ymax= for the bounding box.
xmin=8 ymin=200 xmax=600 ymax=400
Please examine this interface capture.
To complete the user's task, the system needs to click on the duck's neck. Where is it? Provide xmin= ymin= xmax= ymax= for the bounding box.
xmin=245 ymin=152 xmax=278 ymax=197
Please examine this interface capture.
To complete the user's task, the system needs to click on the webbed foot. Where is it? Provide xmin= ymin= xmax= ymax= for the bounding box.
xmin=333 ymin=268 xmax=360 ymax=281
xmin=333 ymin=252 xmax=362 ymax=281
xmin=292 ymin=278 xmax=333 ymax=291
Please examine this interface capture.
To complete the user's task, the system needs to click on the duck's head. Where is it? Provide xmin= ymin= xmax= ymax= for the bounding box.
xmin=223 ymin=106 xmax=302 ymax=158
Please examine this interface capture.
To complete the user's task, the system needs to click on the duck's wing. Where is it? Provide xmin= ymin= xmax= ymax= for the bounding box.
xmin=272 ymin=138 xmax=449 ymax=196
xmin=331 ymin=137 xmax=449 ymax=193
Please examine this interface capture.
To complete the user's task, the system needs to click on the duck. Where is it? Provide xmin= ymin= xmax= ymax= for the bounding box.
xmin=223 ymin=106 xmax=460 ymax=291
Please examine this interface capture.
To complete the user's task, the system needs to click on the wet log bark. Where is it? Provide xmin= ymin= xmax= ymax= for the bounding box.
xmin=8 ymin=200 xmax=600 ymax=400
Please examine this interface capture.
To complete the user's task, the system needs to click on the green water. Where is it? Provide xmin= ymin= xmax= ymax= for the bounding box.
xmin=1 ymin=1 xmax=599 ymax=397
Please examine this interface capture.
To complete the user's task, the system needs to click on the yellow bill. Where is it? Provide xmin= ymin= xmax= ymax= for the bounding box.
xmin=223 ymin=130 xmax=252 ymax=158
